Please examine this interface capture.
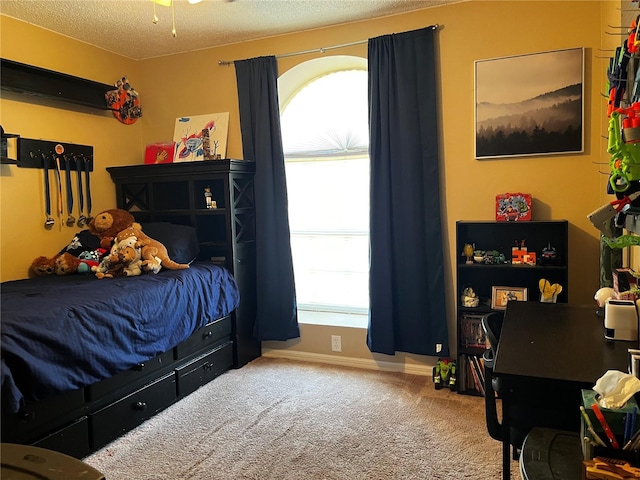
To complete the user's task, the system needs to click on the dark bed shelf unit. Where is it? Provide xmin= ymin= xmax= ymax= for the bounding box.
xmin=107 ymin=159 xmax=261 ymax=368
xmin=1 ymin=160 xmax=261 ymax=459
xmin=455 ymin=220 xmax=569 ymax=396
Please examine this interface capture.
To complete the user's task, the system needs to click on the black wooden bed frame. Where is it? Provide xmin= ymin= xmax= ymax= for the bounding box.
xmin=2 ymin=160 xmax=261 ymax=458
xmin=2 ymin=312 xmax=237 ymax=458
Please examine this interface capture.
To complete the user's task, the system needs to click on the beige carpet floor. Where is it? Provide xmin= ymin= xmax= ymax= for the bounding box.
xmin=84 ymin=357 xmax=520 ymax=479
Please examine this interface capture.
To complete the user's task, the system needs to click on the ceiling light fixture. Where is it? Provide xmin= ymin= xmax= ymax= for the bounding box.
xmin=151 ymin=0 xmax=177 ymax=37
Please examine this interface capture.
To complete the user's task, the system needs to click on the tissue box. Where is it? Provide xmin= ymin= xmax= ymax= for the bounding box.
xmin=582 ymin=389 xmax=637 ymax=435
xmin=581 ymin=389 xmax=640 ymax=464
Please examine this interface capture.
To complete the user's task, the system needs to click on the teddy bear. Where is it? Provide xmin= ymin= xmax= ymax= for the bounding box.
xmin=88 ymin=208 xmax=139 ymax=250
xmin=119 ymin=244 xmax=144 ymax=277
xmin=95 ymin=259 xmax=127 ymax=279
xmin=54 ymin=252 xmax=82 ymax=275
xmin=94 ymin=235 xmax=143 ymax=278
xmin=31 ymin=256 xmax=57 ymax=276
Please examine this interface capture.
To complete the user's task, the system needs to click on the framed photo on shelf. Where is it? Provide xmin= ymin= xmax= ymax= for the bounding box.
xmin=491 ymin=286 xmax=528 ymax=310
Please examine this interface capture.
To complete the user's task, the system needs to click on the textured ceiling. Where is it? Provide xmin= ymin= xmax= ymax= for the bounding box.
xmin=0 ymin=0 xmax=461 ymax=60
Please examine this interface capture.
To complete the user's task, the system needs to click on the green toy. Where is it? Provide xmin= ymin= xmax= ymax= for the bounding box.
xmin=608 ymin=110 xmax=640 ymax=193
xmin=433 ymin=358 xmax=456 ymax=391
xmin=602 ymin=234 xmax=640 ymax=249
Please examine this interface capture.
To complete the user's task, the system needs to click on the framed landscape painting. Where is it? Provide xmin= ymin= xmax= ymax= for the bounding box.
xmin=475 ymin=48 xmax=584 ymax=159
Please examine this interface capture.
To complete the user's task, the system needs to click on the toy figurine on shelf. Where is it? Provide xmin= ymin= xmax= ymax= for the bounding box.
xmin=460 ymin=286 xmax=480 ymax=307
xmin=539 ymin=243 xmax=559 ymax=265
xmin=539 ymin=278 xmax=562 ymax=303
xmin=204 ymin=186 xmax=214 ymax=209
xmin=512 ymin=239 xmax=528 ymax=264
xmin=483 ymin=250 xmax=507 ymax=265
xmin=462 ymin=243 xmax=474 ymax=264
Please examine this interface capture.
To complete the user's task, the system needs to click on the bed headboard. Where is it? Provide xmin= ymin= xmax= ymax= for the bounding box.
xmin=107 ymin=160 xmax=260 ymax=367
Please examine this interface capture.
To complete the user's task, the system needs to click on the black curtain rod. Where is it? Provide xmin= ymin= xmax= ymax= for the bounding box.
xmin=217 ymin=24 xmax=440 ymax=66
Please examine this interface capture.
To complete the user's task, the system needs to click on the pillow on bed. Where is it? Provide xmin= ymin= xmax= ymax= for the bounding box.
xmin=140 ymin=223 xmax=200 ymax=265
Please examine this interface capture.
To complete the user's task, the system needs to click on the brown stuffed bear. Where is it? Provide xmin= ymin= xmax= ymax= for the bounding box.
xmin=31 ymin=252 xmax=81 ymax=276
xmin=54 ymin=252 xmax=82 ymax=275
xmin=31 ymin=256 xmax=57 ymax=276
xmin=95 ymin=258 xmax=127 ymax=279
xmin=88 ymin=209 xmax=139 ymax=250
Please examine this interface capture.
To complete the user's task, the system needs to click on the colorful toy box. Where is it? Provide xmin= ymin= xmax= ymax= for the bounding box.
xmin=495 ymin=192 xmax=532 ymax=222
xmin=144 ymin=142 xmax=175 ymax=165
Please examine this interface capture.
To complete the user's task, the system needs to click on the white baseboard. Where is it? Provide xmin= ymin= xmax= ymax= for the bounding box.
xmin=262 ymin=349 xmax=434 ymax=376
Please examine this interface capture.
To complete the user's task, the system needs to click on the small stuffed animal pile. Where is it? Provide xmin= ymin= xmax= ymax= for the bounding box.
xmin=31 ymin=207 xmax=190 ymax=279
xmin=31 ymin=209 xmax=138 ymax=277
xmin=31 ymin=229 xmax=105 ymax=276
xmin=94 ymin=235 xmax=144 ymax=278
xmin=93 ymin=226 xmax=189 ymax=277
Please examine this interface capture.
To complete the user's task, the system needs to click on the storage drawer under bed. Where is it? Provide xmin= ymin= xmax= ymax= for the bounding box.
xmin=32 ymin=416 xmax=90 ymax=459
xmin=175 ymin=341 xmax=233 ymax=398
xmin=86 ymin=349 xmax=174 ymax=402
xmin=174 ymin=314 xmax=233 ymax=359
xmin=1 ymin=387 xmax=86 ymax=445
xmin=89 ymin=372 xmax=177 ymax=450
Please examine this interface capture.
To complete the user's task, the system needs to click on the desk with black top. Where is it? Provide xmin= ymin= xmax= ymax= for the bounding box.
xmin=493 ymin=301 xmax=633 ymax=480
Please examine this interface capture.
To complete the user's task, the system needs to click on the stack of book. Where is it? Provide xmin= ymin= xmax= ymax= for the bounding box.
xmin=459 ymin=354 xmax=486 ymax=396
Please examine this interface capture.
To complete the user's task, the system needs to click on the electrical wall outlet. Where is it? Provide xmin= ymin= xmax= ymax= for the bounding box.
xmin=331 ymin=335 xmax=342 ymax=352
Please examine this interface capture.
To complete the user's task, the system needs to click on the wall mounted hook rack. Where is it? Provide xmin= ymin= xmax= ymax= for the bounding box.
xmin=17 ymin=138 xmax=93 ymax=172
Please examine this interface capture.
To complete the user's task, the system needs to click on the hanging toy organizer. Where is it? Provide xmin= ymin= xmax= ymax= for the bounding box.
xmin=601 ymin=6 xmax=640 ymax=236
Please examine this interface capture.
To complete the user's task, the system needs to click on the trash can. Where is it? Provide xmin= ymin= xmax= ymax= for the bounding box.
xmin=519 ymin=427 xmax=582 ymax=480
xmin=1 ymin=443 xmax=105 ymax=480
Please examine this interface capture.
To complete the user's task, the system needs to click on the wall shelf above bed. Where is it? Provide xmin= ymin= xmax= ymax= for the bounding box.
xmin=0 ymin=58 xmax=113 ymax=111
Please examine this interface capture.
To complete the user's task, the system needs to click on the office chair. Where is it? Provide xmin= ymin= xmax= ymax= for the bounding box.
xmin=482 ymin=311 xmax=531 ymax=460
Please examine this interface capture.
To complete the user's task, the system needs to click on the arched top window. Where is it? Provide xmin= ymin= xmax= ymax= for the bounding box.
xmin=279 ymin=56 xmax=370 ymax=323
xmin=279 ymin=56 xmax=368 ymax=158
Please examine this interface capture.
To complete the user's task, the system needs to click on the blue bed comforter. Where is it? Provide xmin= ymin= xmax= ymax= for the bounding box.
xmin=1 ymin=263 xmax=239 ymax=413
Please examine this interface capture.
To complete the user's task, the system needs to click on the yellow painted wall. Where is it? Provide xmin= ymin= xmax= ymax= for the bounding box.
xmin=0 ymin=16 xmax=141 ymax=281
xmin=0 ymin=1 xmax=621 ymax=371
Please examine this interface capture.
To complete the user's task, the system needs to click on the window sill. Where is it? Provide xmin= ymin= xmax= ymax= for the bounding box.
xmin=298 ymin=310 xmax=367 ymax=329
